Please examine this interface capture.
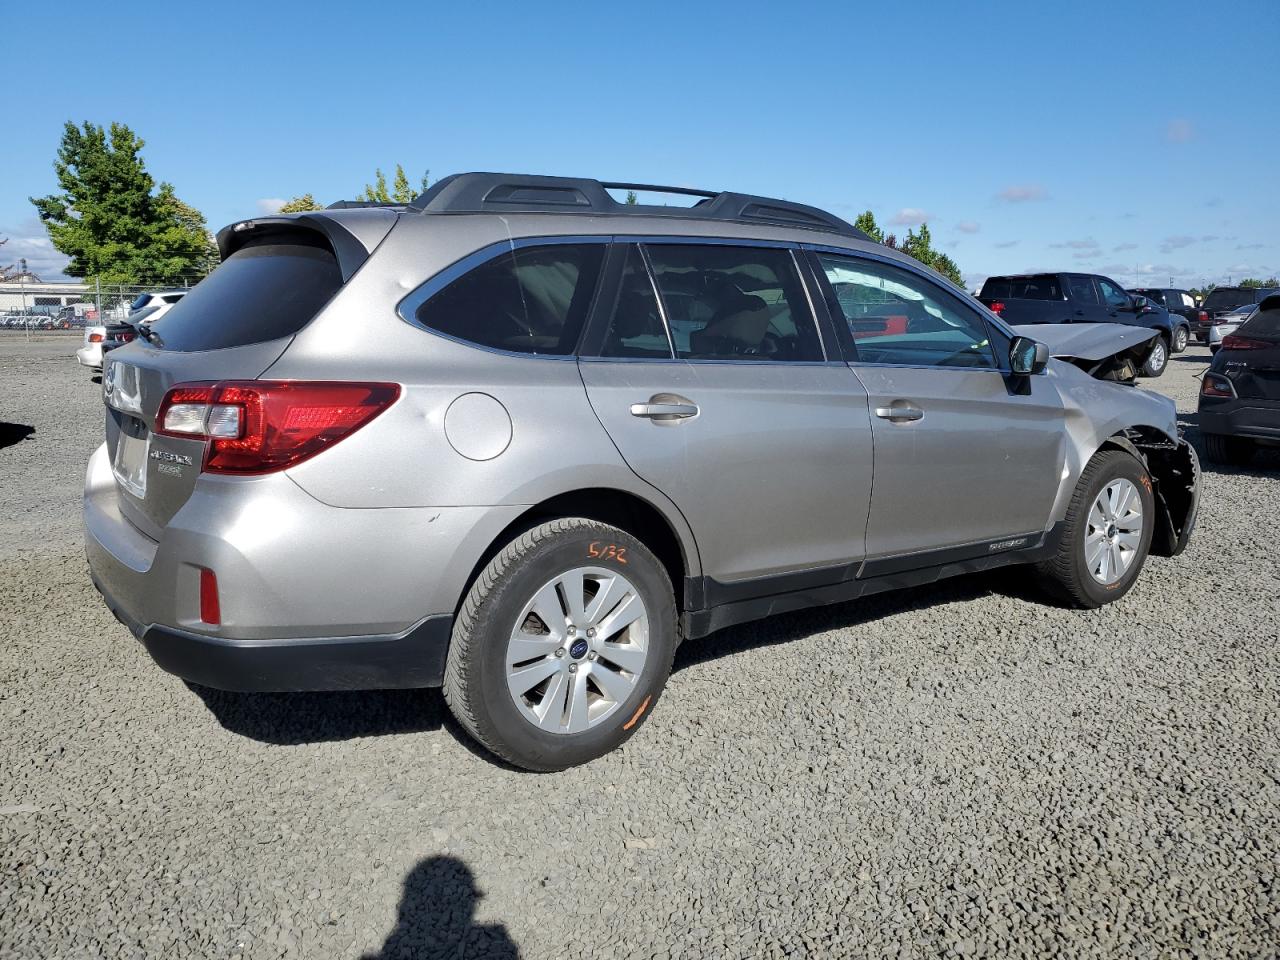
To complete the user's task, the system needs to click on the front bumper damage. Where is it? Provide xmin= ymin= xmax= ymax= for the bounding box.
xmin=1135 ymin=437 xmax=1200 ymax=557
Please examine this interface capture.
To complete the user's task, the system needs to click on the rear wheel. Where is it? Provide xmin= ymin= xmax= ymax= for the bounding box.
xmin=1141 ymin=336 xmax=1170 ymax=377
xmin=1172 ymin=325 xmax=1189 ymax=353
xmin=1204 ymin=433 xmax=1255 ymax=466
xmin=1036 ymin=449 xmax=1155 ymax=608
xmin=443 ymin=518 xmax=677 ymax=771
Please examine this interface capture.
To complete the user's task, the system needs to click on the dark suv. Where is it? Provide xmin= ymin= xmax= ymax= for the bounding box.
xmin=1128 ymin=287 xmax=1195 ymax=353
xmin=1194 ymin=286 xmax=1280 ymax=342
xmin=978 ymin=273 xmax=1176 ymax=376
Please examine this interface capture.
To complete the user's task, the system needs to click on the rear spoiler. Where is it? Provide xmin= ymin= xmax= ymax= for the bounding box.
xmin=214 ymin=212 xmax=393 ymax=282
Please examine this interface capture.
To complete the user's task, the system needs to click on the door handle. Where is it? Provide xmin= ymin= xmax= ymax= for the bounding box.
xmin=630 ymin=395 xmax=699 ymax=421
xmin=875 ymin=404 xmax=924 ymax=422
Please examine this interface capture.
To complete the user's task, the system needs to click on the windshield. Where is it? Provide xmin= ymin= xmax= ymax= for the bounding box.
xmin=980 ymin=275 xmax=1062 ymax=300
xmin=1203 ymin=289 xmax=1255 ymax=311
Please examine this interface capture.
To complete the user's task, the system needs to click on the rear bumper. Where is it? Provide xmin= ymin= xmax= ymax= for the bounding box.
xmin=1200 ymin=399 xmax=1280 ymax=441
xmin=76 ymin=344 xmax=103 ymax=368
xmin=92 ymin=570 xmax=451 ymax=691
xmin=83 ymin=443 xmax=521 ymax=691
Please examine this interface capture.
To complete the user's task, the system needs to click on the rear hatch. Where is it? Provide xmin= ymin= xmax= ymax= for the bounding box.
xmin=1223 ymin=301 xmax=1280 ymax=401
xmin=101 ymin=218 xmax=383 ymax=540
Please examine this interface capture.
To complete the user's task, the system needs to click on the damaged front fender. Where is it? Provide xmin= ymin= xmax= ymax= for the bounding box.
xmin=1130 ymin=436 xmax=1200 ymax=557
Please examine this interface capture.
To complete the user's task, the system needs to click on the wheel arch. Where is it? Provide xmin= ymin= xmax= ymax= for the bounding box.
xmin=454 ymin=487 xmax=698 ymax=619
xmin=1099 ymin=427 xmax=1199 ymax=558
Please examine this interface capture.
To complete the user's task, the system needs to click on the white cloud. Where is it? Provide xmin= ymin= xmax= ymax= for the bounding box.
xmin=1051 ymin=238 xmax=1100 ymax=251
xmin=955 ymin=220 xmax=980 ymax=234
xmin=995 ymin=184 xmax=1047 ymax=203
xmin=1166 ymin=119 xmax=1195 ymax=143
xmin=1 ymin=219 xmax=72 ymax=280
xmin=1159 ymin=235 xmax=1198 ymax=253
xmin=1113 ymin=242 xmax=1138 ymax=252
xmin=890 ymin=207 xmax=933 ymax=226
xmin=256 ymin=198 xmax=287 ymax=214
xmin=994 ymin=240 xmax=1019 ymax=249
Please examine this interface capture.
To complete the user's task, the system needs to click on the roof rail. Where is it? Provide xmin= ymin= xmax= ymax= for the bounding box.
xmin=409 ymin=173 xmax=867 ymax=240
xmin=324 ymin=200 xmax=412 ymax=210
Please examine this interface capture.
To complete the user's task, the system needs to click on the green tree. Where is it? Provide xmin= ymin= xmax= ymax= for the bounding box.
xmin=625 ymin=190 xmax=638 ymax=205
xmin=931 ymin=252 xmax=964 ymax=287
xmin=1239 ymin=277 xmax=1279 ymax=289
xmin=30 ymin=121 xmax=213 ymax=283
xmin=279 ymin=194 xmax=323 ymax=213
xmin=363 ymin=165 xmax=429 ymax=203
xmin=853 ymin=210 xmax=883 ymax=243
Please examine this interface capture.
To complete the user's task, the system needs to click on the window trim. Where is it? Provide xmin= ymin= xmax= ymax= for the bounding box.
xmin=804 ymin=246 xmax=1005 ymax=372
xmin=396 ymin=235 xmax=611 ymax=361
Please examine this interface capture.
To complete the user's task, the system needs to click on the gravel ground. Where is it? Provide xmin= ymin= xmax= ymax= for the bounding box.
xmin=2 ymin=335 xmax=1278 ymax=959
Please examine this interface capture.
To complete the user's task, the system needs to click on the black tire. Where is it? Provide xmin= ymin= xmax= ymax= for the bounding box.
xmin=1172 ymin=325 xmax=1189 ymax=353
xmin=1141 ymin=335 xmax=1170 ymax=377
xmin=1035 ymin=449 xmax=1155 ymax=609
xmin=1204 ymin=433 xmax=1255 ymax=466
xmin=443 ymin=518 xmax=677 ymax=771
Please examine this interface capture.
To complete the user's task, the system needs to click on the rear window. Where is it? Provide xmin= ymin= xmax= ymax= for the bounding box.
xmin=1132 ymin=288 xmax=1166 ymax=306
xmin=980 ymin=275 xmax=1063 ymax=300
xmin=1202 ymin=288 xmax=1256 ymax=311
xmin=414 ymin=243 xmax=605 ymax=355
xmin=149 ymin=236 xmax=342 ymax=351
xmin=1240 ymin=303 xmax=1280 ymax=340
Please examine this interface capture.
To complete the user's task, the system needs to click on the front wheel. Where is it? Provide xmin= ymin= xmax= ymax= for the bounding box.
xmin=443 ymin=518 xmax=677 ymax=771
xmin=1141 ymin=336 xmax=1170 ymax=377
xmin=1036 ymin=449 xmax=1155 ymax=608
xmin=1172 ymin=325 xmax=1189 ymax=353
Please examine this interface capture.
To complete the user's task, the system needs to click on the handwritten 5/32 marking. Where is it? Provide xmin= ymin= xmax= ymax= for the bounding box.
xmin=587 ymin=541 xmax=628 ymax=564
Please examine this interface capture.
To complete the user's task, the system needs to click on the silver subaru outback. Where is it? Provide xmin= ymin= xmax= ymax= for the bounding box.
xmin=86 ymin=173 xmax=1200 ymax=770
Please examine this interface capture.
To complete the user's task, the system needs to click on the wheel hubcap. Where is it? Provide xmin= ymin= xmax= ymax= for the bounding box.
xmin=505 ymin=566 xmax=649 ymax=734
xmin=1150 ymin=343 xmax=1165 ymax=369
xmin=1085 ymin=479 xmax=1144 ymax=585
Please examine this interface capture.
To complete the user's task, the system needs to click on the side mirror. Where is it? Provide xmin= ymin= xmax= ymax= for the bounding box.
xmin=1010 ymin=336 xmax=1049 ymax=375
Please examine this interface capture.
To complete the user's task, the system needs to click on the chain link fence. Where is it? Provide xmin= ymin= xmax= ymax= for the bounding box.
xmin=0 ymin=277 xmax=204 ymax=336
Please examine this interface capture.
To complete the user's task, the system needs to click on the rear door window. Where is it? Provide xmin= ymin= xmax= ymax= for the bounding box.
xmin=600 ymin=245 xmax=673 ymax=359
xmin=415 ymin=242 xmax=605 ymax=355
xmin=150 ymin=236 xmax=342 ymax=351
xmin=642 ymin=244 xmax=822 ymax=362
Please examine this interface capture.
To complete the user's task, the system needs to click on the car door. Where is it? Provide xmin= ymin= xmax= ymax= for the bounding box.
xmin=578 ymin=241 xmax=874 ymax=583
xmin=1064 ymin=274 xmax=1107 ymax=324
xmin=1096 ymin=276 xmax=1138 ymax=327
xmin=812 ymin=250 xmax=1066 ymax=567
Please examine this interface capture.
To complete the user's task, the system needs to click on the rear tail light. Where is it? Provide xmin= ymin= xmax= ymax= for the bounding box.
xmin=156 ymin=380 xmax=400 ymax=474
xmin=1221 ymin=334 xmax=1269 ymax=351
xmin=88 ymin=333 xmax=103 ymax=343
xmin=117 ymin=331 xmax=136 ymax=343
xmin=989 ymin=301 xmax=1006 ymax=316
xmin=1200 ymin=373 xmax=1235 ymax=399
xmin=199 ymin=568 xmax=221 ymax=625
xmin=1198 ymin=311 xmax=1208 ymax=323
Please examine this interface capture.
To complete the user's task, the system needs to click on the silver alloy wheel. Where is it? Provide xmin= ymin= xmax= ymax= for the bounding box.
xmin=505 ymin=566 xmax=649 ymax=734
xmin=1085 ymin=478 xmax=1144 ymax=585
xmin=1174 ymin=326 xmax=1188 ymax=352
xmin=1147 ymin=340 xmax=1167 ymax=372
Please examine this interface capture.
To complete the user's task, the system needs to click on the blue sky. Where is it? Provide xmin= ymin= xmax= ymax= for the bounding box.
xmin=3 ymin=0 xmax=1276 ymax=290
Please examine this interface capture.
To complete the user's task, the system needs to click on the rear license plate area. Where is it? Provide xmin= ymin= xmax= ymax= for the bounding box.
xmin=112 ymin=415 xmax=150 ymax=499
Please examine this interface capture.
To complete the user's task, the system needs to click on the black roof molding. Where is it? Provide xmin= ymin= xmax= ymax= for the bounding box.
xmin=409 ymin=172 xmax=868 ymax=240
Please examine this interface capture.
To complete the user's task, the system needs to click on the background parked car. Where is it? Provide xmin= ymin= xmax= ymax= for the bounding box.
xmin=1128 ymin=287 xmax=1195 ymax=352
xmin=127 ymin=290 xmax=186 ymax=323
xmin=1194 ymin=285 xmax=1280 ymax=342
xmin=977 ymin=272 xmax=1176 ymax=376
xmin=1207 ymin=303 xmax=1258 ymax=353
xmin=76 ymin=324 xmax=108 ymax=370
xmin=1198 ymin=294 xmax=1280 ymax=464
